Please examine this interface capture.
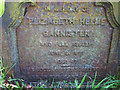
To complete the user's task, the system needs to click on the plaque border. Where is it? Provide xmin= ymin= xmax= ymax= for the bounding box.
xmin=2 ymin=2 xmax=120 ymax=79
xmin=95 ymin=2 xmax=120 ymax=75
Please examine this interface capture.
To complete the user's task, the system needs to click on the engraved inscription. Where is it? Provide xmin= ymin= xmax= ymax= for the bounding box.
xmin=38 ymin=41 xmax=90 ymax=48
xmin=17 ymin=2 xmax=113 ymax=79
xmin=44 ymin=4 xmax=89 ymax=12
xmin=49 ymin=50 xmax=84 ymax=56
xmin=42 ymin=30 xmax=89 ymax=37
xmin=28 ymin=18 xmax=106 ymax=25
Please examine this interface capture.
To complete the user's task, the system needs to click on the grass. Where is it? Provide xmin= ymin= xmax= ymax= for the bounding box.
xmin=0 ymin=0 xmax=5 ymax=17
xmin=0 ymin=57 xmax=22 ymax=89
xmin=0 ymin=57 xmax=120 ymax=89
xmin=101 ymin=74 xmax=120 ymax=88
xmin=76 ymin=73 xmax=87 ymax=88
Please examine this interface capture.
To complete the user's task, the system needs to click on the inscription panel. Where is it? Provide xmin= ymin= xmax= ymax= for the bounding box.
xmin=17 ymin=2 xmax=113 ymax=80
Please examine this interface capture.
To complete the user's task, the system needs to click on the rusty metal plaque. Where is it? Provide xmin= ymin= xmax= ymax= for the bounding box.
xmin=16 ymin=2 xmax=112 ymax=80
xmin=2 ymin=2 xmax=120 ymax=81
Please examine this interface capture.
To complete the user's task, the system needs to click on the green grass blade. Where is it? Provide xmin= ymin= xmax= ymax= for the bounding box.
xmin=57 ymin=82 xmax=60 ymax=88
xmin=21 ymin=81 xmax=26 ymax=87
xmin=86 ymin=81 xmax=90 ymax=89
xmin=77 ymin=73 xmax=87 ymax=88
xmin=0 ymin=57 xmax=3 ymax=70
xmin=40 ymin=84 xmax=45 ymax=88
xmin=2 ymin=60 xmax=11 ymax=79
xmin=15 ymin=81 xmax=21 ymax=88
xmin=0 ymin=58 xmax=10 ymax=79
xmin=68 ymin=82 xmax=74 ymax=88
xmin=50 ymin=79 xmax=54 ymax=88
xmin=8 ymin=79 xmax=21 ymax=82
xmin=102 ymin=80 xmax=120 ymax=86
xmin=36 ymin=83 xmax=39 ymax=88
xmin=0 ymin=0 xmax=5 ymax=17
xmin=75 ymin=79 xmax=78 ymax=87
xmin=92 ymin=71 xmax=97 ymax=88
xmin=88 ymin=76 xmax=92 ymax=81
xmin=94 ymin=77 xmax=110 ymax=88
xmin=5 ymin=62 xmax=16 ymax=76
xmin=40 ymin=80 xmax=47 ymax=88
xmin=4 ymin=59 xmax=10 ymax=76
xmin=0 ymin=58 xmax=4 ymax=80
xmin=102 ymin=83 xmax=116 ymax=88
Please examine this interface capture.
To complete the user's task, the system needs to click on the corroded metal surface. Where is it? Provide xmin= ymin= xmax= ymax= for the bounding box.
xmin=2 ymin=2 xmax=119 ymax=81
xmin=16 ymin=2 xmax=114 ymax=80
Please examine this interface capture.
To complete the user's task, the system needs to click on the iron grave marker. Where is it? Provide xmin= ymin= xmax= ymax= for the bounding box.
xmin=2 ymin=2 xmax=120 ymax=81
